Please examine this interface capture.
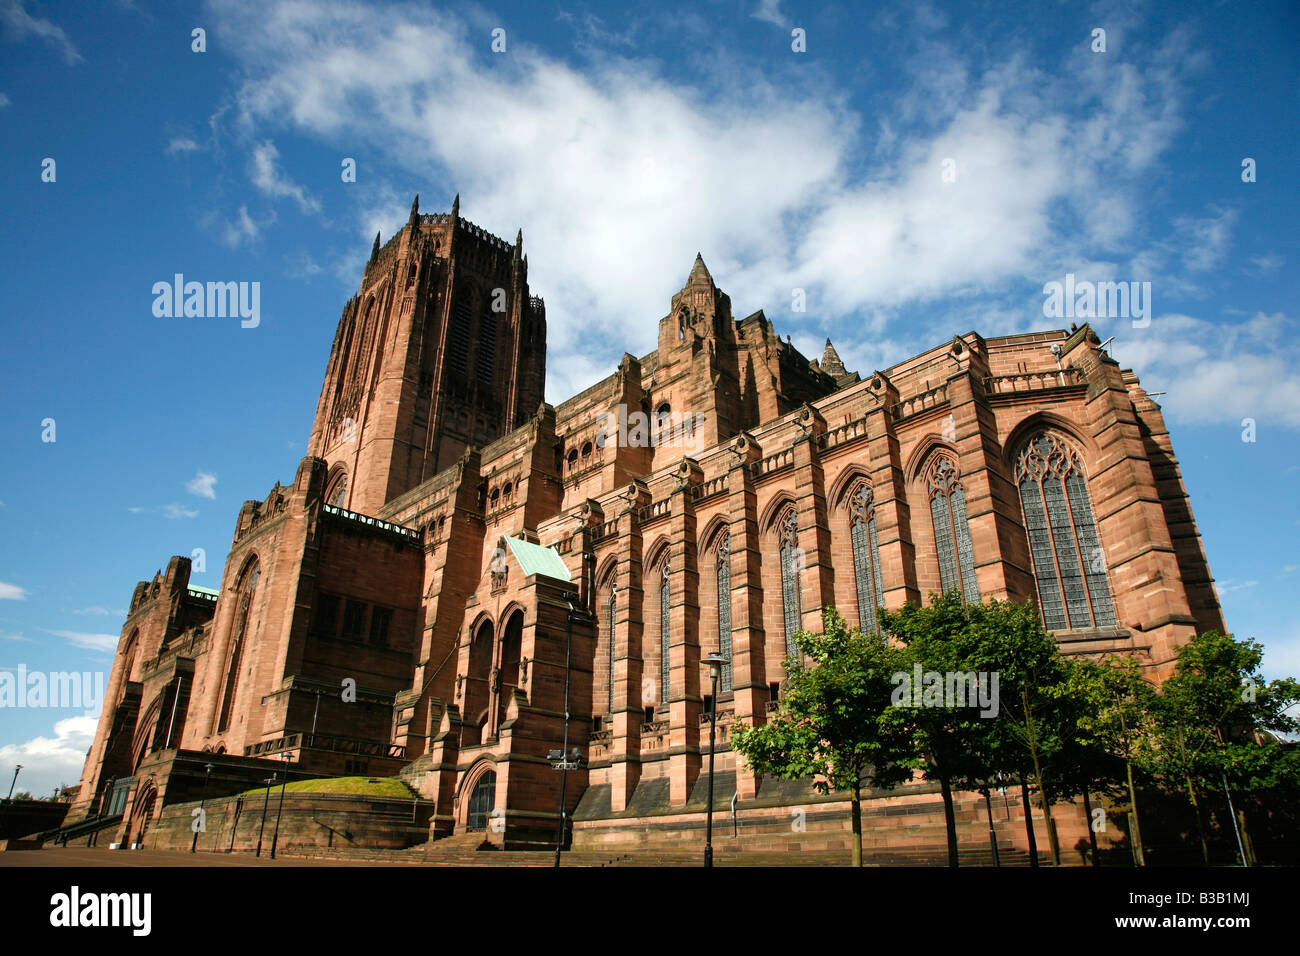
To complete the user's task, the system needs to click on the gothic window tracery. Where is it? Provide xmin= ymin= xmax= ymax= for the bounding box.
xmin=778 ymin=509 xmax=802 ymax=657
xmin=659 ymin=560 xmax=671 ymax=708
xmin=926 ymin=455 xmax=979 ymax=603
xmin=715 ymin=533 xmax=733 ymax=694
xmin=605 ymin=585 xmax=617 ymax=715
xmin=217 ymin=558 xmax=259 ymax=733
xmin=847 ymin=482 xmax=886 ymax=633
xmin=1015 ymin=432 xmax=1117 ymax=630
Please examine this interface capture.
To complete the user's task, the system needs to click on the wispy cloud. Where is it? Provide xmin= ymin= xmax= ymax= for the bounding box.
xmin=166 ymin=135 xmax=200 ymax=155
xmin=0 ymin=580 xmax=28 ymax=600
xmin=0 ymin=0 xmax=83 ymax=64
xmin=42 ymin=628 xmax=119 ymax=653
xmin=161 ymin=503 xmax=199 ymax=519
xmin=249 ymin=140 xmax=320 ymax=213
xmin=185 ymin=471 xmax=218 ymax=499
xmin=71 ymin=606 xmax=126 ymax=617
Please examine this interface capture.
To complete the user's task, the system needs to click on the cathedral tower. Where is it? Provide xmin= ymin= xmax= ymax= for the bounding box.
xmin=307 ymin=195 xmax=547 ymax=514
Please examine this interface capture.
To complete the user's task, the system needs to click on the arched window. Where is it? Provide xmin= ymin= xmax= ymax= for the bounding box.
xmin=326 ymin=469 xmax=348 ymax=508
xmin=448 ymin=297 xmax=472 ymax=376
xmin=655 ymin=403 xmax=672 ymax=447
xmin=715 ymin=533 xmax=733 ymax=694
xmin=848 ymin=483 xmax=886 ymax=633
xmin=659 ymin=560 xmax=671 ymax=707
xmin=778 ymin=510 xmax=802 ymax=657
xmin=566 ymin=449 xmax=579 ymax=472
xmin=217 ymin=558 xmax=260 ymax=733
xmin=605 ymin=585 xmax=617 ymax=715
xmin=1015 ymin=432 xmax=1117 ymax=630
xmin=489 ymin=488 xmax=500 ymax=510
xmin=927 ymin=455 xmax=979 ymax=603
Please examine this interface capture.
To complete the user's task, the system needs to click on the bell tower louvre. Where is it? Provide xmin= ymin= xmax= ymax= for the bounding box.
xmin=307 ymin=195 xmax=547 ymax=515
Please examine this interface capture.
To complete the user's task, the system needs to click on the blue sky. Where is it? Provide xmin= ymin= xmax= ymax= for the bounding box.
xmin=0 ymin=0 xmax=1296 ymax=797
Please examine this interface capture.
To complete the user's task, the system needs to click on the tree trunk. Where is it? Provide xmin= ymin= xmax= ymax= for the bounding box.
xmin=1027 ymin=747 xmax=1060 ymax=866
xmin=1186 ymin=776 xmax=1210 ymax=864
xmin=938 ymin=771 xmax=958 ymax=868
xmin=1019 ymin=774 xmax=1039 ymax=867
xmin=851 ymin=782 xmax=863 ymax=868
xmin=1125 ymin=758 xmax=1145 ymax=867
xmin=1082 ymin=789 xmax=1100 ymax=866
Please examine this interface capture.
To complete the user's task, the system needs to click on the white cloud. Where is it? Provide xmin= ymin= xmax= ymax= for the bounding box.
xmin=752 ymin=0 xmax=787 ymax=28
xmin=185 ymin=471 xmax=218 ymax=499
xmin=206 ymin=1 xmax=1277 ymax=418
xmin=249 ymin=139 xmax=320 ymax=213
xmin=71 ymin=606 xmax=125 ymax=617
xmin=0 ymin=580 xmax=28 ymax=600
xmin=0 ymin=715 xmax=99 ymax=800
xmin=161 ymin=503 xmax=199 ymax=519
xmin=41 ymin=628 xmax=119 ymax=653
xmin=0 ymin=0 xmax=82 ymax=65
xmin=1 ymin=630 xmax=32 ymax=642
xmin=220 ymin=205 xmax=263 ymax=247
xmin=0 ymin=91 xmax=9 ymax=108
xmin=166 ymin=135 xmax=200 ymax=155
xmin=1116 ymin=312 xmax=1300 ymax=429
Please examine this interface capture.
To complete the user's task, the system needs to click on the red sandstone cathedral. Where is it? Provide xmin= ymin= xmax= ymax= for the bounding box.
xmin=65 ymin=196 xmax=1224 ymax=856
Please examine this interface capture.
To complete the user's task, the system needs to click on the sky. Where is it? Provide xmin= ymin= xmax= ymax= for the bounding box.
xmin=0 ymin=0 xmax=1296 ymax=798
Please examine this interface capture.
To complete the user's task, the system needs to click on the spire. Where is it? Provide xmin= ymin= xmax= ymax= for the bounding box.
xmin=513 ymin=227 xmax=523 ymax=263
xmin=451 ymin=192 xmax=460 ymax=219
xmin=368 ymin=231 xmax=381 ymax=265
xmin=407 ymin=193 xmax=420 ymax=229
xmin=821 ymin=338 xmax=847 ymax=377
xmin=686 ymin=252 xmax=714 ymax=287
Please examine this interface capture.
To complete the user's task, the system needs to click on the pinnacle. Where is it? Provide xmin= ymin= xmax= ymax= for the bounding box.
xmin=686 ymin=252 xmax=714 ymax=287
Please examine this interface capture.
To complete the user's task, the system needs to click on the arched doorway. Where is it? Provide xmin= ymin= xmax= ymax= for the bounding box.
xmin=466 ymin=770 xmax=496 ymax=832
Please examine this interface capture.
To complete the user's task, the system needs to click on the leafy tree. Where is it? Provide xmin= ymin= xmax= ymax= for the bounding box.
xmin=1068 ymin=655 xmax=1157 ymax=866
xmin=878 ymin=592 xmax=1005 ymax=867
xmin=730 ymin=608 xmax=914 ymax=867
xmin=1149 ymin=631 xmax=1300 ymax=863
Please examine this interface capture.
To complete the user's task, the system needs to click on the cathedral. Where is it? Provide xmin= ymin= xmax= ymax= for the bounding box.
xmin=65 ymin=196 xmax=1224 ymax=855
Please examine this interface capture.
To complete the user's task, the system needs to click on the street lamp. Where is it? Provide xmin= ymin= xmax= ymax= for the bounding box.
xmin=255 ymin=773 xmax=276 ymax=857
xmin=191 ymin=763 xmax=214 ymax=854
xmin=0 ymin=764 xmax=21 ymax=837
xmin=270 ymin=763 xmax=290 ymax=859
xmin=702 ymin=652 xmax=729 ymax=868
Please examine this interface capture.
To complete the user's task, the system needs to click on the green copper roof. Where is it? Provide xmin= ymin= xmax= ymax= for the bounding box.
xmin=188 ymin=585 xmax=219 ymax=597
xmin=504 ymin=537 xmax=571 ymax=582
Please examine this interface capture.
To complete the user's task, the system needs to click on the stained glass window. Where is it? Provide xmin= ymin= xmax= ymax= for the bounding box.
xmin=927 ymin=456 xmax=980 ymax=603
xmin=848 ymin=483 xmax=886 ymax=633
xmin=716 ymin=534 xmax=733 ymax=694
xmin=1015 ymin=433 xmax=1117 ymax=630
xmin=660 ymin=561 xmax=671 ymax=707
xmin=778 ymin=510 xmax=802 ymax=657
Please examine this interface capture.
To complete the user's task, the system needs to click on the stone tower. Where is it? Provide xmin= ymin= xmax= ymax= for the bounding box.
xmin=307 ymin=195 xmax=547 ymax=514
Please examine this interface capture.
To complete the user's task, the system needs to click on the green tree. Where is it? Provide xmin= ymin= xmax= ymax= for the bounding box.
xmin=1068 ymin=655 xmax=1156 ymax=866
xmin=1149 ymin=631 xmax=1300 ymax=863
xmin=878 ymin=592 xmax=1005 ymax=867
xmin=730 ymin=608 xmax=914 ymax=867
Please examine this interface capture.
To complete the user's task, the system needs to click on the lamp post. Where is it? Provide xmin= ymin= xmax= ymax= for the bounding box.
xmin=255 ymin=774 xmax=276 ymax=857
xmin=702 ymin=653 xmax=729 ymax=868
xmin=0 ymin=764 xmax=21 ymax=837
xmin=191 ymin=763 xmax=214 ymax=854
xmin=553 ymin=592 xmax=580 ymax=868
xmin=270 ymin=761 xmax=290 ymax=859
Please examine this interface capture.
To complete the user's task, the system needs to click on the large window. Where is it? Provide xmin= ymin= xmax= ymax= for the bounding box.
xmin=1015 ymin=432 xmax=1117 ymax=630
xmin=217 ymin=558 xmax=259 ymax=733
xmin=659 ymin=561 xmax=671 ymax=707
xmin=605 ymin=585 xmax=617 ymax=715
xmin=848 ymin=483 xmax=886 ymax=633
xmin=716 ymin=533 xmax=733 ymax=694
xmin=778 ymin=510 xmax=802 ymax=657
xmin=927 ymin=455 xmax=979 ymax=603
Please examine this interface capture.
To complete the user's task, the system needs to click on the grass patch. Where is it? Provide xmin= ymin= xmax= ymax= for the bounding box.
xmin=241 ymin=776 xmax=414 ymax=799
